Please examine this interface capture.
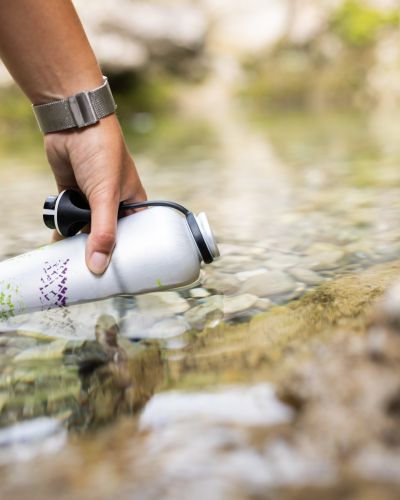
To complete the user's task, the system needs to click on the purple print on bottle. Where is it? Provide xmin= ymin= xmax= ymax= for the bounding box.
xmin=39 ymin=258 xmax=70 ymax=309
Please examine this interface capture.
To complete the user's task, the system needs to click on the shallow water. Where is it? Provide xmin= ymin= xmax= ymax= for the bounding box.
xmin=0 ymin=107 xmax=400 ymax=498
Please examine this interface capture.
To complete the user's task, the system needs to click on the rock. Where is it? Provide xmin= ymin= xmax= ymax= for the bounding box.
xmin=203 ymin=272 xmax=241 ymax=294
xmin=223 ymin=294 xmax=259 ymax=316
xmin=13 ymin=339 xmax=69 ymax=362
xmin=184 ymin=295 xmax=223 ymax=329
xmin=136 ymin=292 xmax=190 ymax=317
xmin=255 ymin=298 xmax=272 ymax=311
xmin=139 ymin=383 xmax=292 ymax=429
xmin=218 ymin=243 xmax=265 ymax=256
xmin=147 ymin=317 xmax=190 ymax=339
xmin=266 ymin=253 xmax=300 ymax=269
xmin=289 ymin=268 xmax=323 ymax=286
xmin=236 ymin=268 xmax=267 ymax=281
xmin=189 ymin=287 xmax=210 ymax=298
xmin=240 ymin=270 xmax=296 ymax=297
xmin=306 ymin=243 xmax=345 ymax=271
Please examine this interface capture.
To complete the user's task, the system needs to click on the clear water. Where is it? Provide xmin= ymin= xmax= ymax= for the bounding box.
xmin=0 ymin=107 xmax=399 ymax=497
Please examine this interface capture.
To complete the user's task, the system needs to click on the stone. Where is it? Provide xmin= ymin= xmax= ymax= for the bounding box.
xmin=289 ymin=268 xmax=323 ymax=286
xmin=306 ymin=243 xmax=345 ymax=271
xmin=236 ymin=268 xmax=267 ymax=281
xmin=223 ymin=294 xmax=259 ymax=316
xmin=136 ymin=292 xmax=190 ymax=317
xmin=240 ymin=270 xmax=296 ymax=297
xmin=147 ymin=317 xmax=190 ymax=339
xmin=189 ymin=287 xmax=210 ymax=298
xmin=203 ymin=272 xmax=241 ymax=294
xmin=255 ymin=298 xmax=272 ymax=311
xmin=184 ymin=295 xmax=223 ymax=329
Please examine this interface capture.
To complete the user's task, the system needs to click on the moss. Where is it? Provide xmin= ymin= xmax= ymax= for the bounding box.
xmin=164 ymin=260 xmax=400 ymax=390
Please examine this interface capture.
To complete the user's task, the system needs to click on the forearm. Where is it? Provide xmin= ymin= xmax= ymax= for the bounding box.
xmin=0 ymin=0 xmax=102 ymax=104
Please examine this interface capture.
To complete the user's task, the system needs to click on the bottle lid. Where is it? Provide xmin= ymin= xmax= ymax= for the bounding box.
xmin=195 ymin=212 xmax=220 ymax=260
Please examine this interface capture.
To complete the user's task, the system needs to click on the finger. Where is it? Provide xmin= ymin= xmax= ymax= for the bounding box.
xmin=85 ymin=188 xmax=119 ymax=275
xmin=120 ymin=171 xmax=147 ymax=217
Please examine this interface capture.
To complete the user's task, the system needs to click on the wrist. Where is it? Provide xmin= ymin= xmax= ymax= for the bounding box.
xmin=31 ymin=70 xmax=104 ymax=105
xmin=32 ymin=76 xmax=117 ymax=134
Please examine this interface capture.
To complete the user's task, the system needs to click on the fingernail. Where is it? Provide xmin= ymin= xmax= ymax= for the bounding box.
xmin=89 ymin=252 xmax=110 ymax=274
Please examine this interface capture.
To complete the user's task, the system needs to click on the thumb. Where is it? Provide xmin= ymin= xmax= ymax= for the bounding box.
xmin=85 ymin=190 xmax=119 ymax=274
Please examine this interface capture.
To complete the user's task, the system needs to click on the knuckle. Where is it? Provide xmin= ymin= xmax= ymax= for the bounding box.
xmin=91 ymin=230 xmax=116 ymax=252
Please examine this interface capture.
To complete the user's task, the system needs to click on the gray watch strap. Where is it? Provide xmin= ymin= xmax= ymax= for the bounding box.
xmin=32 ymin=76 xmax=117 ymax=134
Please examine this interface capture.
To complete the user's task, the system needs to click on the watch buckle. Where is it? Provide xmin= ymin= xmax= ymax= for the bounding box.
xmin=68 ymin=91 xmax=98 ymax=128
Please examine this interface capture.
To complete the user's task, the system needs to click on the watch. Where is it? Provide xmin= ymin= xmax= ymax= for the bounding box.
xmin=32 ymin=76 xmax=117 ymax=134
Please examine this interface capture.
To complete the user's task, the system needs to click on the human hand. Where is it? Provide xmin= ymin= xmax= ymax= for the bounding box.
xmin=44 ymin=114 xmax=146 ymax=274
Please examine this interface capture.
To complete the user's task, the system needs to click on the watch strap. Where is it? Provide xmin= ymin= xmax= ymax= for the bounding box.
xmin=32 ymin=76 xmax=117 ymax=134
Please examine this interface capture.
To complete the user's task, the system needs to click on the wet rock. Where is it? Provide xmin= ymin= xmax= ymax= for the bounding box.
xmin=306 ymin=243 xmax=345 ymax=271
xmin=203 ymin=272 xmax=241 ymax=294
xmin=184 ymin=295 xmax=223 ymax=329
xmin=240 ymin=270 xmax=296 ymax=297
xmin=289 ymin=268 xmax=323 ymax=286
xmin=120 ymin=312 xmax=156 ymax=339
xmin=136 ymin=292 xmax=190 ymax=317
xmin=236 ymin=268 xmax=267 ymax=281
xmin=255 ymin=298 xmax=272 ymax=311
xmin=139 ymin=384 xmax=292 ymax=429
xmin=223 ymin=294 xmax=259 ymax=316
xmin=0 ymin=417 xmax=67 ymax=465
xmin=265 ymin=253 xmax=300 ymax=269
xmin=189 ymin=287 xmax=210 ymax=299
xmin=147 ymin=317 xmax=190 ymax=339
xmin=12 ymin=339 xmax=69 ymax=362
xmin=218 ymin=243 xmax=266 ymax=256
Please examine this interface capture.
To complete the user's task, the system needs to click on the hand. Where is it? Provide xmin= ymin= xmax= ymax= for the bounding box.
xmin=44 ymin=114 xmax=147 ymax=274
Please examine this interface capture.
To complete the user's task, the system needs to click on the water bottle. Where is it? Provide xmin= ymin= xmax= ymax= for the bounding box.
xmin=0 ymin=190 xmax=219 ymax=319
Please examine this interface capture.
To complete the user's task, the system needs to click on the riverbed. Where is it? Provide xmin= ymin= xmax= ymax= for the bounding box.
xmin=0 ymin=106 xmax=400 ymax=499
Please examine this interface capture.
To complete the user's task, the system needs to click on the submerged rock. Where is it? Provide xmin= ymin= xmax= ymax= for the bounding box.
xmin=289 ymin=267 xmax=324 ymax=286
xmin=306 ymin=243 xmax=345 ymax=271
xmin=240 ymin=270 xmax=296 ymax=297
xmin=189 ymin=287 xmax=210 ymax=299
xmin=223 ymin=294 xmax=259 ymax=316
xmin=184 ymin=295 xmax=223 ymax=329
xmin=136 ymin=292 xmax=190 ymax=316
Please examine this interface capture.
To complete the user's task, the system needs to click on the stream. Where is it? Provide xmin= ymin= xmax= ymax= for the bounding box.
xmin=0 ymin=105 xmax=400 ymax=499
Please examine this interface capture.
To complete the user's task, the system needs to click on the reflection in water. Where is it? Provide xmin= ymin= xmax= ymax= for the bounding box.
xmin=77 ymin=315 xmax=163 ymax=430
xmin=0 ymin=314 xmax=164 ymax=433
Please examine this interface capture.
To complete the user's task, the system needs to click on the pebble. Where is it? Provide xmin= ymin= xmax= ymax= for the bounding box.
xmin=240 ymin=270 xmax=296 ymax=297
xmin=236 ymin=268 xmax=267 ymax=281
xmin=203 ymin=272 xmax=241 ymax=294
xmin=223 ymin=294 xmax=259 ymax=316
xmin=13 ymin=339 xmax=69 ymax=362
xmin=189 ymin=287 xmax=210 ymax=298
xmin=184 ymin=296 xmax=223 ymax=329
xmin=265 ymin=253 xmax=300 ymax=269
xmin=289 ymin=268 xmax=323 ymax=286
xmin=306 ymin=243 xmax=345 ymax=271
xmin=136 ymin=292 xmax=190 ymax=316
xmin=255 ymin=298 xmax=272 ymax=311
xmin=147 ymin=317 xmax=190 ymax=339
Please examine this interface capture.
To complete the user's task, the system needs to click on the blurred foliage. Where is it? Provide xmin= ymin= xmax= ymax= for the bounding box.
xmin=239 ymin=45 xmax=373 ymax=110
xmin=109 ymin=72 xmax=176 ymax=116
xmin=240 ymin=1 xmax=399 ymax=111
xmin=331 ymin=0 xmax=399 ymax=47
xmin=0 ymin=86 xmax=43 ymax=163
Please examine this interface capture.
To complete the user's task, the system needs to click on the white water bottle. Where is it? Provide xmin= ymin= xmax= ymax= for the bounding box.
xmin=0 ymin=192 xmax=219 ymax=319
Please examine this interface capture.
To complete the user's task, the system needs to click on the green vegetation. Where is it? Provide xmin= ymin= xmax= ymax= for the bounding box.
xmin=240 ymin=1 xmax=399 ymax=111
xmin=331 ymin=0 xmax=399 ymax=47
